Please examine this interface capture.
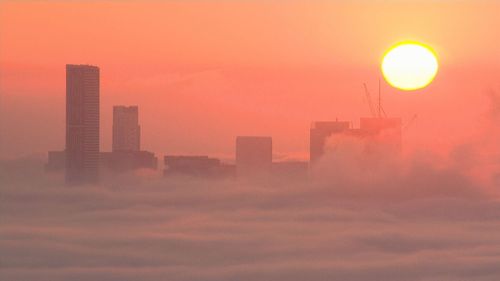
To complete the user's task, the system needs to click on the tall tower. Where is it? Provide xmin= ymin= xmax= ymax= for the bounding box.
xmin=65 ymin=64 xmax=100 ymax=184
xmin=112 ymin=106 xmax=140 ymax=152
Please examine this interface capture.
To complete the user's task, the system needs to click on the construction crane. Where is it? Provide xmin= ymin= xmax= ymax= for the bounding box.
xmin=363 ymin=83 xmax=377 ymax=117
xmin=363 ymin=79 xmax=386 ymax=118
xmin=363 ymin=80 xmax=417 ymax=132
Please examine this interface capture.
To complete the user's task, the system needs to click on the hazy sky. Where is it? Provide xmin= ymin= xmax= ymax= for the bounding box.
xmin=2 ymin=2 xmax=500 ymax=280
xmin=1 ymin=0 xmax=500 ymax=159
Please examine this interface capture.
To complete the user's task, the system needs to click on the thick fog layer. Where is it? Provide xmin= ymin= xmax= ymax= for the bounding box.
xmin=1 ymin=144 xmax=499 ymax=281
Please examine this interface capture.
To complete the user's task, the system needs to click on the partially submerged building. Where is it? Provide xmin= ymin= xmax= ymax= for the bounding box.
xmin=310 ymin=117 xmax=402 ymax=164
xmin=164 ymin=155 xmax=235 ymax=178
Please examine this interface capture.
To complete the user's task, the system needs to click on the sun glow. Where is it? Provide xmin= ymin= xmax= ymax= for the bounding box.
xmin=382 ymin=42 xmax=439 ymax=91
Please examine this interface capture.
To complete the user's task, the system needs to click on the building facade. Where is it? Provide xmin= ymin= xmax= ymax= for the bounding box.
xmin=65 ymin=64 xmax=100 ymax=184
xmin=112 ymin=106 xmax=140 ymax=152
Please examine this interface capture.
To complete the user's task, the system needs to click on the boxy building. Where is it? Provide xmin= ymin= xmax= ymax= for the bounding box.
xmin=112 ymin=106 xmax=140 ymax=152
xmin=310 ymin=121 xmax=350 ymax=163
xmin=309 ymin=117 xmax=402 ymax=164
xmin=164 ymin=155 xmax=235 ymax=178
xmin=65 ymin=64 xmax=100 ymax=184
xmin=101 ymin=151 xmax=158 ymax=173
xmin=45 ymin=150 xmax=66 ymax=172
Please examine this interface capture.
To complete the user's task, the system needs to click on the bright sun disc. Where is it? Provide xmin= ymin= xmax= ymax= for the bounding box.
xmin=382 ymin=42 xmax=438 ymax=91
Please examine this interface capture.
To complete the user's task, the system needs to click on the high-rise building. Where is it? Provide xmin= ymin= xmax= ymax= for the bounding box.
xmin=309 ymin=118 xmax=402 ymax=165
xmin=112 ymin=106 xmax=140 ymax=152
xmin=236 ymin=136 xmax=272 ymax=178
xmin=310 ymin=121 xmax=350 ymax=163
xmin=65 ymin=64 xmax=100 ymax=184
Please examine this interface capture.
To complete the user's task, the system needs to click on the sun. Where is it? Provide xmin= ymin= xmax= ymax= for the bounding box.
xmin=381 ymin=42 xmax=439 ymax=91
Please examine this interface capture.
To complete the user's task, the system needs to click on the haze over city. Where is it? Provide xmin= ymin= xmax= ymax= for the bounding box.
xmin=1 ymin=1 xmax=500 ymax=281
xmin=2 ymin=1 xmax=500 ymax=160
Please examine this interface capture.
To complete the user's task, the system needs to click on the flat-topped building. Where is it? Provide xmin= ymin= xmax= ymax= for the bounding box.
xmin=164 ymin=155 xmax=234 ymax=178
xmin=310 ymin=121 xmax=350 ymax=163
xmin=310 ymin=117 xmax=402 ymax=164
xmin=113 ymin=106 xmax=140 ymax=152
xmin=65 ymin=64 xmax=100 ymax=184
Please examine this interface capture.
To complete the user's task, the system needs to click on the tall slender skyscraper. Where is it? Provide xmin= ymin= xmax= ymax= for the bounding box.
xmin=112 ymin=106 xmax=140 ymax=152
xmin=65 ymin=64 xmax=100 ymax=184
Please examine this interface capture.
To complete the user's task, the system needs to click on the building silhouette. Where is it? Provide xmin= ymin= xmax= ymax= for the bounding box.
xmin=309 ymin=117 xmax=402 ymax=164
xmin=164 ymin=155 xmax=235 ymax=178
xmin=310 ymin=120 xmax=350 ymax=163
xmin=65 ymin=64 xmax=100 ymax=184
xmin=101 ymin=105 xmax=157 ymax=173
xmin=46 ymin=149 xmax=157 ymax=175
xmin=113 ymin=106 xmax=140 ymax=152
xmin=101 ymin=150 xmax=157 ymax=172
xmin=236 ymin=136 xmax=272 ymax=178
xmin=45 ymin=150 xmax=65 ymax=172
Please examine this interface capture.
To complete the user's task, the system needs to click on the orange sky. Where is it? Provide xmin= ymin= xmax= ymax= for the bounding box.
xmin=1 ymin=0 xmax=500 ymax=159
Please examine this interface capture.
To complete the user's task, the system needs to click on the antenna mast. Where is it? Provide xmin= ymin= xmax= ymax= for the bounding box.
xmin=363 ymin=80 xmax=387 ymax=118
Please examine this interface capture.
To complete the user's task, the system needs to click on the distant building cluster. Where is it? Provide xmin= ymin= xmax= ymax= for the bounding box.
xmin=46 ymin=65 xmax=157 ymax=184
xmin=46 ymin=64 xmax=402 ymax=184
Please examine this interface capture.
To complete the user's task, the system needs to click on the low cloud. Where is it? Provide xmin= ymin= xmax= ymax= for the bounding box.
xmin=1 ymin=148 xmax=500 ymax=281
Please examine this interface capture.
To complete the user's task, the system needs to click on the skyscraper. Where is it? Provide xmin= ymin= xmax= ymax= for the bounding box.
xmin=236 ymin=136 xmax=272 ymax=178
xmin=112 ymin=106 xmax=140 ymax=152
xmin=65 ymin=64 xmax=100 ymax=184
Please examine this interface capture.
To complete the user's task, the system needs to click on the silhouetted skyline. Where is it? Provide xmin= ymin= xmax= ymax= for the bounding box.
xmin=2 ymin=2 xmax=500 ymax=281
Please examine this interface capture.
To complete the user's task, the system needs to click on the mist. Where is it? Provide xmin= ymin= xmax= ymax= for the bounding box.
xmin=2 ymin=1 xmax=500 ymax=280
xmin=1 ymin=122 xmax=500 ymax=281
